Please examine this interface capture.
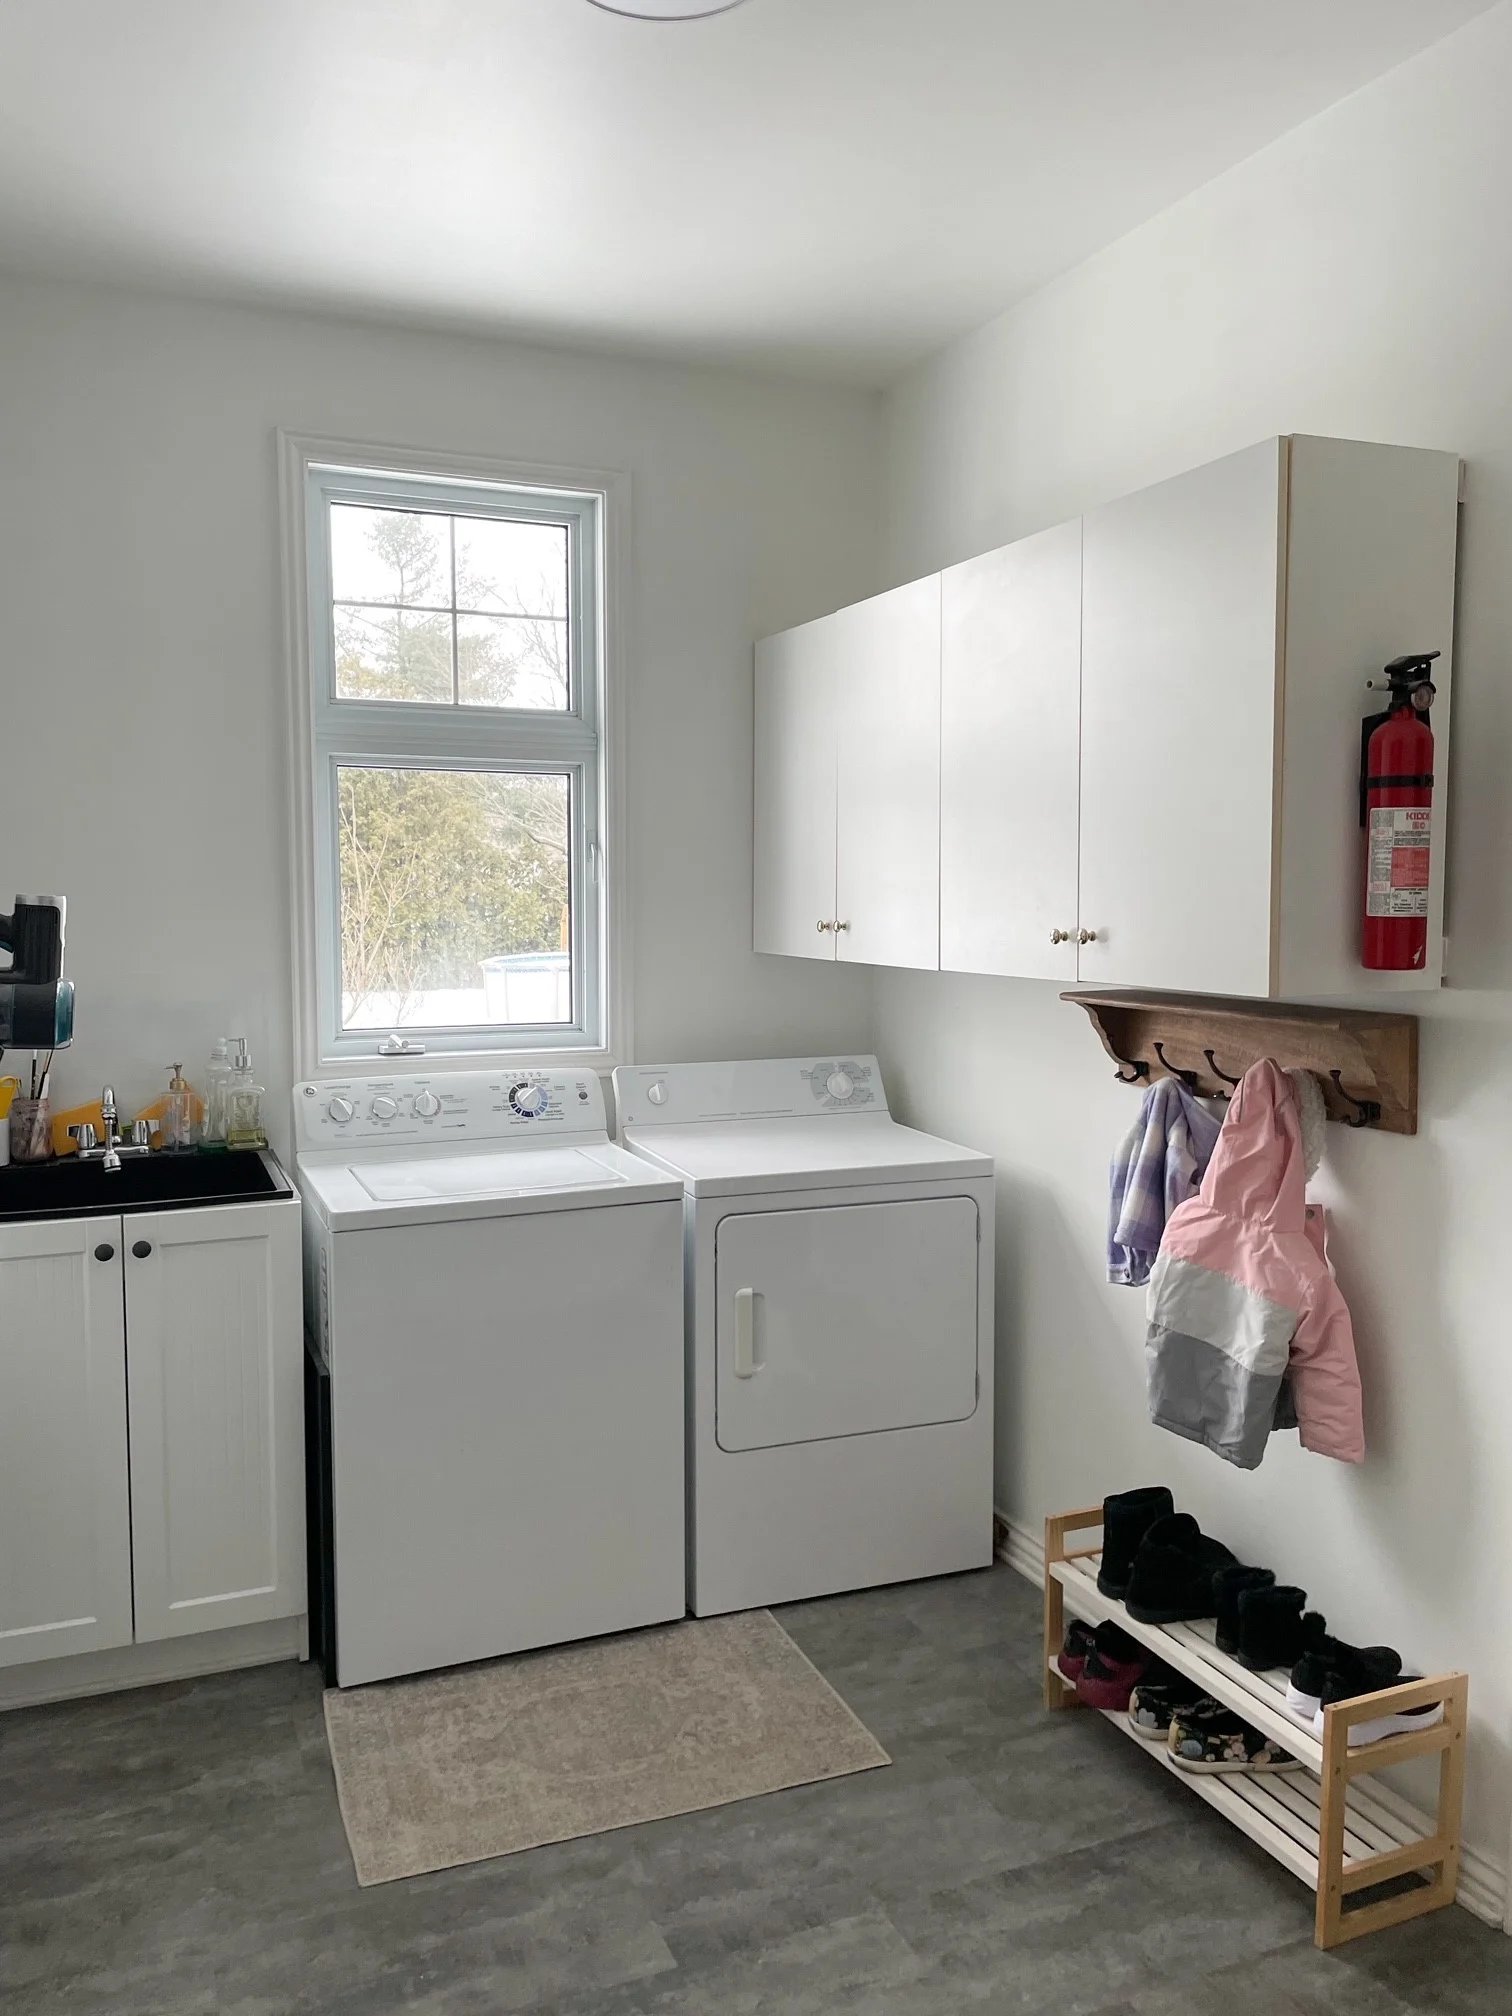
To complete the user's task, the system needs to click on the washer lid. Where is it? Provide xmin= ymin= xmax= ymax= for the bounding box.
xmin=297 ymin=1138 xmax=682 ymax=1230
xmin=353 ymin=1147 xmax=623 ymax=1204
xmin=620 ymin=1113 xmax=992 ymax=1197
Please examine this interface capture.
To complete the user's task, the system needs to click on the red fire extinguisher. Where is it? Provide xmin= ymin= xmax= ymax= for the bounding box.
xmin=1360 ymin=651 xmax=1439 ymax=970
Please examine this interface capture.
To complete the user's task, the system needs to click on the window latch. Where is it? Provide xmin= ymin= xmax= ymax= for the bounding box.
xmin=376 ymin=1032 xmax=427 ymax=1058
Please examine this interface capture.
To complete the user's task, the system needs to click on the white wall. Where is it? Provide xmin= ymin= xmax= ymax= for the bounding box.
xmin=879 ymin=3 xmax=1512 ymax=1881
xmin=0 ymin=275 xmax=880 ymax=1151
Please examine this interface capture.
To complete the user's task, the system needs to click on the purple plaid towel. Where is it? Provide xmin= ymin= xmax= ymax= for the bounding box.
xmin=1108 ymin=1078 xmax=1222 ymax=1286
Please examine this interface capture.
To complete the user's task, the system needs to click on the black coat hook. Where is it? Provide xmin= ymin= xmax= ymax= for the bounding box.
xmin=1153 ymin=1041 xmax=1200 ymax=1091
xmin=1203 ymin=1049 xmax=1244 ymax=1088
xmin=1330 ymin=1070 xmax=1382 ymax=1129
xmin=1112 ymin=1054 xmax=1150 ymax=1085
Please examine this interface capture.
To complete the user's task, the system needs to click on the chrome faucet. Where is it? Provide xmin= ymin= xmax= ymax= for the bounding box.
xmin=71 ymin=1085 xmax=153 ymax=1172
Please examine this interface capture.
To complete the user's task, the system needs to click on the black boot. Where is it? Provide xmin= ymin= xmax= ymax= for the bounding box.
xmin=1124 ymin=1513 xmax=1236 ymax=1623
xmin=1213 ymin=1564 xmax=1275 ymax=1656
xmin=1096 ymin=1486 xmax=1175 ymax=1598
xmin=1235 ymin=1584 xmax=1308 ymax=1672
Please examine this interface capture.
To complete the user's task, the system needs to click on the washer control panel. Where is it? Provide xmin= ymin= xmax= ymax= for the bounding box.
xmin=294 ymin=1069 xmax=605 ymax=1149
xmin=613 ymin=1056 xmax=884 ymax=1129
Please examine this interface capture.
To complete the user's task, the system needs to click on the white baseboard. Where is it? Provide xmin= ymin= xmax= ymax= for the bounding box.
xmin=994 ymin=1511 xmax=1506 ymax=1932
xmin=0 ymin=1615 xmax=306 ymax=1714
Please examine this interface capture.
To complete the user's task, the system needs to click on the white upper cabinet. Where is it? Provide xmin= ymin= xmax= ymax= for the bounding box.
xmin=124 ymin=1197 xmax=305 ymax=1643
xmin=0 ymin=1217 xmax=133 ymax=1669
xmin=754 ymin=614 xmax=838 ymax=960
xmin=834 ymin=576 xmax=941 ymax=970
xmin=753 ymin=433 xmax=1459 ymax=1001
xmin=1078 ymin=435 xmax=1459 ymax=997
xmin=755 ymin=575 xmax=941 ymax=969
xmin=941 ymin=519 xmax=1082 ymax=981
xmin=1079 ymin=439 xmax=1285 ymax=997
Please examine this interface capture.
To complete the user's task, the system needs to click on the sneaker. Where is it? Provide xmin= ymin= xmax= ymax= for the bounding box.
xmin=1075 ymin=1623 xmax=1151 ymax=1711
xmin=1285 ymin=1619 xmax=1401 ymax=1725
xmin=1125 ymin=1514 xmax=1237 ymax=1625
xmin=1168 ymin=1698 xmax=1299 ymax=1774
xmin=1312 ymin=1672 xmax=1444 ymax=1748
xmin=1056 ymin=1618 xmax=1097 ymax=1682
xmin=1127 ymin=1671 xmax=1204 ymax=1742
xmin=1096 ymin=1486 xmax=1176 ymax=1599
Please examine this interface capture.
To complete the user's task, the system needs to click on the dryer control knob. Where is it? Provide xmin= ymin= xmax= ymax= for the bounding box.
xmin=327 ymin=1096 xmax=355 ymax=1124
xmin=412 ymin=1090 xmax=442 ymax=1118
xmin=646 ymin=1080 xmax=668 ymax=1106
xmin=371 ymin=1095 xmax=398 ymax=1121
xmin=512 ymin=1083 xmax=549 ymax=1117
xmin=826 ymin=1070 xmax=855 ymax=1101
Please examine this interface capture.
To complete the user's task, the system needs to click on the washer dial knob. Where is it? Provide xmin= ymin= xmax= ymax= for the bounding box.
xmin=510 ymin=1082 xmax=549 ymax=1117
xmin=327 ymin=1095 xmax=355 ymax=1124
xmin=825 ymin=1070 xmax=855 ymax=1102
xmin=646 ymin=1080 xmax=668 ymax=1106
xmin=412 ymin=1089 xmax=442 ymax=1119
xmin=370 ymin=1095 xmax=398 ymax=1121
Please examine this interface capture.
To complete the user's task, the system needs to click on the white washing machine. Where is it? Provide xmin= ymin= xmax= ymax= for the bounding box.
xmin=613 ymin=1056 xmax=995 ymax=1615
xmin=296 ymin=1069 xmax=686 ymax=1687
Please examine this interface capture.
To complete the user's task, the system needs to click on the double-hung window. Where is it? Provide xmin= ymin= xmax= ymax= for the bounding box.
xmin=288 ymin=446 xmax=615 ymax=1066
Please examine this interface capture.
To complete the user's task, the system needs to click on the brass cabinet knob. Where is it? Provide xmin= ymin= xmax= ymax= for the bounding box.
xmin=835 ymin=920 xmax=851 ymax=932
xmin=816 ymin=919 xmax=832 ymax=933
xmin=1078 ymin=929 xmax=1098 ymax=945
xmin=1050 ymin=929 xmax=1071 ymax=945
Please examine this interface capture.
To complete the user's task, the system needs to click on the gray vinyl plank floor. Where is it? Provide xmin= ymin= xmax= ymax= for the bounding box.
xmin=1 ymin=1565 xmax=1506 ymax=2013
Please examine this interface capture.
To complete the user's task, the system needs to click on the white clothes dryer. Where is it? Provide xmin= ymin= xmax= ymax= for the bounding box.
xmin=614 ymin=1056 xmax=994 ymax=1615
xmin=296 ymin=1069 xmax=686 ymax=1687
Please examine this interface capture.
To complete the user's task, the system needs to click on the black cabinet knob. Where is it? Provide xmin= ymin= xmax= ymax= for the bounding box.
xmin=131 ymin=1239 xmax=153 ymax=1259
xmin=93 ymin=1243 xmax=115 ymax=1263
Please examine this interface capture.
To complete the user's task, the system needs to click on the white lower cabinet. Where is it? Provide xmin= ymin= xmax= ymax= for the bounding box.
xmin=0 ymin=1195 xmax=304 ymax=1672
xmin=124 ymin=1199 xmax=305 ymax=1641
xmin=0 ymin=1217 xmax=133 ymax=1667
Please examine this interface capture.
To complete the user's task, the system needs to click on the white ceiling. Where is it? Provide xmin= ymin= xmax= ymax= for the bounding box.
xmin=0 ymin=0 xmax=1493 ymax=382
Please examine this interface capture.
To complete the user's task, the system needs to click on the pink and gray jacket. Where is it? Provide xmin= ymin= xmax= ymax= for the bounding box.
xmin=1145 ymin=1060 xmax=1365 ymax=1470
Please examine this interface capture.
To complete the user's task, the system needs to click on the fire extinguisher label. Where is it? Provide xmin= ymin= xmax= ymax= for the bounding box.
xmin=1366 ymin=806 xmax=1432 ymax=916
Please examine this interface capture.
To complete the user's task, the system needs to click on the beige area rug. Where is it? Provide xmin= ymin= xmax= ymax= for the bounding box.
xmin=323 ymin=1610 xmax=890 ymax=1885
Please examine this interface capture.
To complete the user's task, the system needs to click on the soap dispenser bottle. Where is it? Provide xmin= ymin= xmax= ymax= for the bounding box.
xmin=164 ymin=1063 xmax=194 ymax=1151
xmin=224 ymin=1039 xmax=267 ymax=1151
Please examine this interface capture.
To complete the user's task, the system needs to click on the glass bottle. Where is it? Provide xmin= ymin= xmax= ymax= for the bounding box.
xmin=224 ymin=1040 xmax=267 ymax=1151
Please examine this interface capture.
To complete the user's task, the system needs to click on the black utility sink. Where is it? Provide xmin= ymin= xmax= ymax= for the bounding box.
xmin=0 ymin=1149 xmax=292 ymax=1223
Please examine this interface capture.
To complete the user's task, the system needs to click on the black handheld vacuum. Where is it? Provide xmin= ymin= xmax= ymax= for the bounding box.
xmin=0 ymin=895 xmax=75 ymax=1049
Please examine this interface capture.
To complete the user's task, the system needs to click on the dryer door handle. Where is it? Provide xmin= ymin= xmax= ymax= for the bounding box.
xmin=733 ymin=1287 xmax=762 ymax=1378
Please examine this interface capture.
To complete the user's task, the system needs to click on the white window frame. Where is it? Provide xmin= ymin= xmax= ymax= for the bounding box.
xmin=279 ymin=434 xmax=629 ymax=1075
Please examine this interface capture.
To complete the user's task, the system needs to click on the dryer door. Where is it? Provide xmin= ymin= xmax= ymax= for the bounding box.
xmin=715 ymin=1197 xmax=979 ymax=1452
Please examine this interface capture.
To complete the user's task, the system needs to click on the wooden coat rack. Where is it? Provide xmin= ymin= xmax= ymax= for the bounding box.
xmin=1062 ymin=990 xmax=1419 ymax=1134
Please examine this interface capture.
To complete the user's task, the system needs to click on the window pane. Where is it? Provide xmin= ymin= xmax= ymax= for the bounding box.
xmin=455 ymin=517 xmax=568 ymax=619
xmin=457 ymin=613 xmax=569 ymax=710
xmin=330 ymin=505 xmax=450 ymax=607
xmin=335 ymin=605 xmax=453 ymax=702
xmin=337 ymin=767 xmax=572 ymax=1031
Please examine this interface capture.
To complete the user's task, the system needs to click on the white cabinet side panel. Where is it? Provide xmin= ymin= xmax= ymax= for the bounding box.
xmin=940 ymin=519 xmax=1082 ymax=979
xmin=0 ymin=1217 xmax=132 ymax=1667
xmin=125 ymin=1199 xmax=305 ymax=1641
xmin=753 ymin=621 xmax=838 ymax=959
xmin=836 ymin=573 xmax=942 ymax=971
xmin=1277 ymin=436 xmax=1460 ymax=997
xmin=1078 ymin=438 xmax=1285 ymax=996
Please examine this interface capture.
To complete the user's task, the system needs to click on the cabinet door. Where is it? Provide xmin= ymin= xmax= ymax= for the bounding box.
xmin=1078 ymin=439 xmax=1284 ymax=995
xmin=941 ymin=520 xmax=1082 ymax=978
xmin=754 ymin=617 xmax=838 ymax=959
xmin=835 ymin=574 xmax=941 ymax=969
xmin=0 ymin=1216 xmax=132 ymax=1667
xmin=124 ymin=1198 xmax=304 ymax=1641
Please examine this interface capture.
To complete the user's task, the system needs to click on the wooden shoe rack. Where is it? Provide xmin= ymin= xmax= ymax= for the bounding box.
xmin=1044 ymin=1507 xmax=1469 ymax=1949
